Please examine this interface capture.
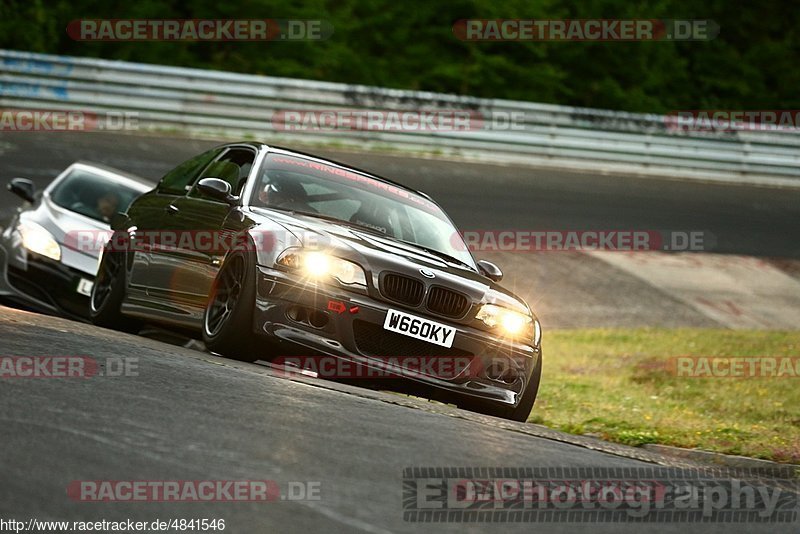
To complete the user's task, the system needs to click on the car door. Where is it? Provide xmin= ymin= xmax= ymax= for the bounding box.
xmin=162 ymin=146 xmax=258 ymax=309
xmin=127 ymin=147 xmax=221 ymax=295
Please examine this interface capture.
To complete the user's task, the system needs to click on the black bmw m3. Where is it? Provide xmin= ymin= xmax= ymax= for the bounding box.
xmin=91 ymin=143 xmax=542 ymax=421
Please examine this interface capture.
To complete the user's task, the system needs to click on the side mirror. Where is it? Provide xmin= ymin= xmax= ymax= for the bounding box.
xmin=197 ymin=177 xmax=236 ymax=204
xmin=477 ymin=259 xmax=503 ymax=282
xmin=8 ymin=178 xmax=35 ymax=203
xmin=110 ymin=212 xmax=128 ymax=230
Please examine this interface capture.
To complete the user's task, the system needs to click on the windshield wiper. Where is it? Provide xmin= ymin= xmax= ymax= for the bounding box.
xmin=397 ymin=240 xmax=475 ymax=270
xmin=258 ymin=206 xmax=389 ymax=236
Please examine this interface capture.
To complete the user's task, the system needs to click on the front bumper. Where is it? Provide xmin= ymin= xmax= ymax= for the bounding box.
xmin=254 ymin=265 xmax=541 ymax=407
xmin=0 ymin=242 xmax=95 ymax=320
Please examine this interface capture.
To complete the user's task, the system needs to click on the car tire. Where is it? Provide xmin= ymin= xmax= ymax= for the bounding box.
xmin=90 ymin=239 xmax=141 ymax=334
xmin=460 ymin=353 xmax=542 ymax=422
xmin=202 ymin=248 xmax=263 ymax=362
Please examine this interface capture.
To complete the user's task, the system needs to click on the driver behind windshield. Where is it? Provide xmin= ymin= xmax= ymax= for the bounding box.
xmin=96 ymin=191 xmax=120 ymax=222
xmin=69 ymin=190 xmax=120 ymax=223
xmin=257 ymin=174 xmax=317 ymax=214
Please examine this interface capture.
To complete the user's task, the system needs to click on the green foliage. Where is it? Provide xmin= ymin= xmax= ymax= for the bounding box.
xmin=1 ymin=0 xmax=796 ymax=112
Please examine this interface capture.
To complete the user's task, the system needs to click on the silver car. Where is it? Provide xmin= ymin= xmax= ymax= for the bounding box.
xmin=0 ymin=162 xmax=153 ymax=320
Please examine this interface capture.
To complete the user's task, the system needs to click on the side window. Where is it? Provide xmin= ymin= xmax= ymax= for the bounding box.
xmin=158 ymin=148 xmax=221 ymax=195
xmin=190 ymin=148 xmax=256 ymax=199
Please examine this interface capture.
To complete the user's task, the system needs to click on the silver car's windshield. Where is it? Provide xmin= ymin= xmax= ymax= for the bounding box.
xmin=250 ymin=154 xmax=475 ymax=268
xmin=49 ymin=169 xmax=144 ymax=224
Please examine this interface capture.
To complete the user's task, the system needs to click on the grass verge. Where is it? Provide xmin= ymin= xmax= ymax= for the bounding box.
xmin=530 ymin=328 xmax=800 ymax=463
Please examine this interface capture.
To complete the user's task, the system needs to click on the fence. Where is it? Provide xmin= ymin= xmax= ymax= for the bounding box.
xmin=1 ymin=49 xmax=799 ymax=185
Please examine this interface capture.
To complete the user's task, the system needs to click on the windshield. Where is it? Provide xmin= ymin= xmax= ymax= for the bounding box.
xmin=49 ymin=169 xmax=145 ymax=223
xmin=250 ymin=154 xmax=475 ymax=268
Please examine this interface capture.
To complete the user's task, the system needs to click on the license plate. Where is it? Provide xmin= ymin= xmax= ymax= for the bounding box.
xmin=76 ymin=278 xmax=94 ymax=296
xmin=383 ymin=309 xmax=456 ymax=348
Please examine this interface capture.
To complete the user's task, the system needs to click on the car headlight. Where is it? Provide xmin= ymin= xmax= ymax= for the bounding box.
xmin=276 ymin=249 xmax=367 ymax=287
xmin=476 ymin=303 xmax=539 ymax=344
xmin=18 ymin=222 xmax=61 ymax=261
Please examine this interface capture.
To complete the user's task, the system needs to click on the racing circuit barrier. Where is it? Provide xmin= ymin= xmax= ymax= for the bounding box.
xmin=2 ymin=48 xmax=800 ymax=185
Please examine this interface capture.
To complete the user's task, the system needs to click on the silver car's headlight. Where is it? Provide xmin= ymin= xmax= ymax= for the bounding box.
xmin=18 ymin=222 xmax=61 ymax=261
xmin=276 ymin=249 xmax=367 ymax=287
xmin=476 ymin=303 xmax=540 ymax=344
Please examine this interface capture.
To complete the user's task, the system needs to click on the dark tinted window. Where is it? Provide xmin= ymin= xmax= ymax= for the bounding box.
xmin=158 ymin=148 xmax=221 ymax=195
xmin=252 ymin=154 xmax=475 ymax=268
xmin=50 ymin=169 xmax=146 ymax=223
xmin=189 ymin=148 xmax=256 ymax=199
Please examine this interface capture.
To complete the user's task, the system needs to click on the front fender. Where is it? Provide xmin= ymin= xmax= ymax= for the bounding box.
xmin=248 ymin=221 xmax=303 ymax=269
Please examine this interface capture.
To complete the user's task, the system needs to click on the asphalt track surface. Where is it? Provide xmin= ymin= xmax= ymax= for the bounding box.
xmin=0 ymin=131 xmax=799 ymax=259
xmin=0 ymin=132 xmax=798 ymax=532
xmin=1 ymin=307 xmax=796 ymax=533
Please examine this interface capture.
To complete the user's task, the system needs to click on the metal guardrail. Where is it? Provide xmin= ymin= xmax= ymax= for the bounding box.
xmin=1 ymin=49 xmax=799 ymax=184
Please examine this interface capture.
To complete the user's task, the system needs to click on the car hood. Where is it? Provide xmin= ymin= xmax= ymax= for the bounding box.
xmin=15 ymin=196 xmax=111 ymax=275
xmin=249 ymin=207 xmax=531 ymax=315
